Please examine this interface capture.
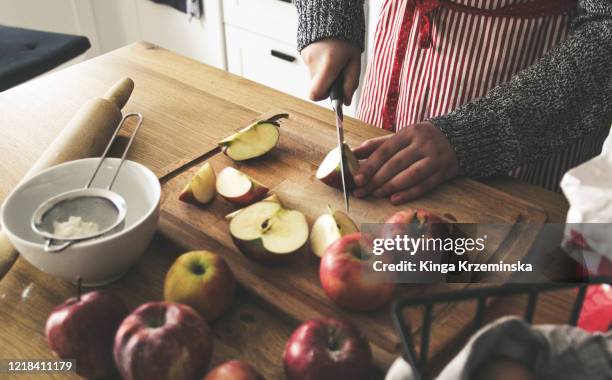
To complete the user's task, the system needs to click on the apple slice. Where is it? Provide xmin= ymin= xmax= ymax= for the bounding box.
xmin=216 ymin=167 xmax=269 ymax=207
xmin=179 ymin=162 xmax=216 ymax=204
xmin=229 ymin=200 xmax=309 ymax=264
xmin=310 ymin=206 xmax=359 ymax=257
xmin=225 ymin=193 xmax=281 ymax=221
xmin=218 ymin=119 xmax=280 ymax=161
xmin=261 ymin=193 xmax=281 ymax=204
xmin=316 ymin=144 xmax=360 ymax=189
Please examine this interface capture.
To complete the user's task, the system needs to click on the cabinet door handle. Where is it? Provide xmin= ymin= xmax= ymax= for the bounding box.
xmin=278 ymin=0 xmax=292 ymax=3
xmin=271 ymin=50 xmax=296 ymax=63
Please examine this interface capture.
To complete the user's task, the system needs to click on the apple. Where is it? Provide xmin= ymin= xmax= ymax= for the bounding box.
xmin=45 ymin=290 xmax=128 ymax=379
xmin=310 ymin=205 xmax=359 ymax=257
xmin=320 ymin=232 xmax=396 ymax=312
xmin=218 ymin=117 xmax=281 ymax=161
xmin=382 ymin=208 xmax=449 ymax=249
xmin=216 ymin=167 xmax=269 ymax=207
xmin=381 ymin=209 xmax=451 ymax=282
xmin=225 ymin=194 xmax=281 ymax=221
xmin=164 ymin=250 xmax=236 ymax=322
xmin=316 ymin=144 xmax=359 ymax=190
xmin=283 ymin=318 xmax=372 ymax=380
xmin=203 ymin=360 xmax=265 ymax=380
xmin=179 ymin=162 xmax=216 ymax=205
xmin=229 ymin=199 xmax=309 ymax=264
xmin=114 ymin=302 xmax=213 ymax=380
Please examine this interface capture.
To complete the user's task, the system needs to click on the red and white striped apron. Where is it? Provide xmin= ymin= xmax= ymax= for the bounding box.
xmin=358 ymin=0 xmax=607 ymax=191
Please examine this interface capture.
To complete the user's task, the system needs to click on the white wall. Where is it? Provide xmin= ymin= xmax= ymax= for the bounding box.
xmin=89 ymin=0 xmax=140 ymax=53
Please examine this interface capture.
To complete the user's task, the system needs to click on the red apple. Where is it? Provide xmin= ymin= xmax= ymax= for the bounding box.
xmin=382 ymin=208 xmax=449 ymax=253
xmin=164 ymin=250 xmax=236 ymax=322
xmin=283 ymin=318 xmax=372 ymax=380
xmin=45 ymin=291 xmax=127 ymax=379
xmin=114 ymin=302 xmax=213 ymax=380
xmin=216 ymin=167 xmax=269 ymax=207
xmin=204 ymin=360 xmax=265 ymax=380
xmin=384 ymin=208 xmax=446 ymax=236
xmin=320 ymin=232 xmax=396 ymax=312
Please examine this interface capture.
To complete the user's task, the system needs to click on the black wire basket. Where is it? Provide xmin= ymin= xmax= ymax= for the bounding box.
xmin=391 ymin=277 xmax=612 ymax=380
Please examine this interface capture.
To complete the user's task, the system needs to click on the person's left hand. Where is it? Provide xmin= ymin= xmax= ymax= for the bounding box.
xmin=352 ymin=122 xmax=460 ymax=204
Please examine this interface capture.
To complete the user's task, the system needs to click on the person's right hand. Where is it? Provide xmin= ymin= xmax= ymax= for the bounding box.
xmin=301 ymin=39 xmax=361 ymax=106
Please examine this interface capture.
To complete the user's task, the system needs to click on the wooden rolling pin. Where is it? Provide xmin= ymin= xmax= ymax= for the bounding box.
xmin=0 ymin=77 xmax=135 ymax=278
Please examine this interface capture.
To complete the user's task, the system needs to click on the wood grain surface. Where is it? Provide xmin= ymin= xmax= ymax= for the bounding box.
xmin=158 ymin=109 xmax=552 ymax=367
xmin=0 ymin=42 xmax=574 ymax=379
xmin=0 ymin=236 xmax=300 ymax=380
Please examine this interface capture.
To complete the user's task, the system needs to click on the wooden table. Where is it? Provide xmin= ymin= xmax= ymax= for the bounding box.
xmin=0 ymin=42 xmax=573 ymax=379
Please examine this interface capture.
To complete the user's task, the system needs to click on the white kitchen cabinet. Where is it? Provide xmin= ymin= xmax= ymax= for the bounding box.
xmin=225 ymin=25 xmax=306 ymax=98
xmin=223 ymin=0 xmax=296 ymax=45
xmin=223 ymin=0 xmax=370 ymax=117
xmin=225 ymin=25 xmax=354 ymax=113
xmin=131 ymin=0 xmax=226 ymax=69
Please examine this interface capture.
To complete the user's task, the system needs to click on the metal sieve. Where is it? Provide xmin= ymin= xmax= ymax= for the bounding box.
xmin=31 ymin=112 xmax=143 ymax=252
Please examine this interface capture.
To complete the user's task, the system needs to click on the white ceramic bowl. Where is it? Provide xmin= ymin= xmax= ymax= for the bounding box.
xmin=1 ymin=158 xmax=160 ymax=286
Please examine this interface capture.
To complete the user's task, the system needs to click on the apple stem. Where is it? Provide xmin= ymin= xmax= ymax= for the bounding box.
xmin=76 ymin=276 xmax=82 ymax=301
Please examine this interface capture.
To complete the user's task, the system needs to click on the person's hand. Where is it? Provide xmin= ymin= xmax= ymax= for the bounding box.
xmin=352 ymin=122 xmax=460 ymax=204
xmin=301 ymin=39 xmax=361 ymax=106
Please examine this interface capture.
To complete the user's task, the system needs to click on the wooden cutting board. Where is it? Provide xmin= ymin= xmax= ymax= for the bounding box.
xmin=158 ymin=109 xmax=548 ymax=366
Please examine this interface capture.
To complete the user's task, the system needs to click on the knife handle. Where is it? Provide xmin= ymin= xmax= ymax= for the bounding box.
xmin=329 ymin=75 xmax=344 ymax=102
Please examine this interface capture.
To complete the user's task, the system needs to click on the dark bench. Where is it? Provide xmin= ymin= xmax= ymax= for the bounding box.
xmin=0 ymin=25 xmax=90 ymax=92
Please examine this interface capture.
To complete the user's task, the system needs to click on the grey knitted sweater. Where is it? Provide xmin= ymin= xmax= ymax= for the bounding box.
xmin=295 ymin=0 xmax=612 ymax=179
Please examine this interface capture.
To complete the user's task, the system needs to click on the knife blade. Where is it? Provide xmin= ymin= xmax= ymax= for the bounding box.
xmin=330 ymin=77 xmax=350 ymax=212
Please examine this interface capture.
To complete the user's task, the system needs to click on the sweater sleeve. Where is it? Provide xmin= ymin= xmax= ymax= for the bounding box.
xmin=429 ymin=0 xmax=612 ymax=178
xmin=294 ymin=0 xmax=366 ymax=52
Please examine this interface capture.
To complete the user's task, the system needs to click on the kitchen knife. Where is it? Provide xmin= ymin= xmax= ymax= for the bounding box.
xmin=330 ymin=76 xmax=350 ymax=212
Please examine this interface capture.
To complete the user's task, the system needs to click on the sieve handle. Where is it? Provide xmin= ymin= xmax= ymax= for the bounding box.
xmin=85 ymin=113 xmax=144 ymax=190
xmin=44 ymin=239 xmax=74 ymax=253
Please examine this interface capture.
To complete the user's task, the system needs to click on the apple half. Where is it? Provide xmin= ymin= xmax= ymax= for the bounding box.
xmin=229 ymin=200 xmax=309 ymax=264
xmin=216 ymin=167 xmax=269 ymax=207
xmin=316 ymin=144 xmax=360 ymax=190
xmin=310 ymin=206 xmax=359 ymax=257
xmin=218 ymin=115 xmax=285 ymax=161
xmin=225 ymin=193 xmax=281 ymax=221
xmin=179 ymin=162 xmax=216 ymax=205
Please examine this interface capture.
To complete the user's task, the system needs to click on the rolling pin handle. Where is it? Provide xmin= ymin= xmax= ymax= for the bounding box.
xmin=103 ymin=77 xmax=134 ymax=110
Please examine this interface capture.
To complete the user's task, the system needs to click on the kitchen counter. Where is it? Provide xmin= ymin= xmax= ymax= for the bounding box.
xmin=0 ymin=42 xmax=573 ymax=379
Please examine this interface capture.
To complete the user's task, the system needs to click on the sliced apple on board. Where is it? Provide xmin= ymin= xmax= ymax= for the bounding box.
xmin=310 ymin=206 xmax=360 ymax=257
xmin=225 ymin=194 xmax=281 ymax=221
xmin=179 ymin=162 xmax=216 ymax=205
xmin=316 ymin=143 xmax=360 ymax=190
xmin=229 ymin=199 xmax=309 ymax=264
xmin=218 ymin=115 xmax=286 ymax=161
xmin=215 ymin=167 xmax=269 ymax=207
